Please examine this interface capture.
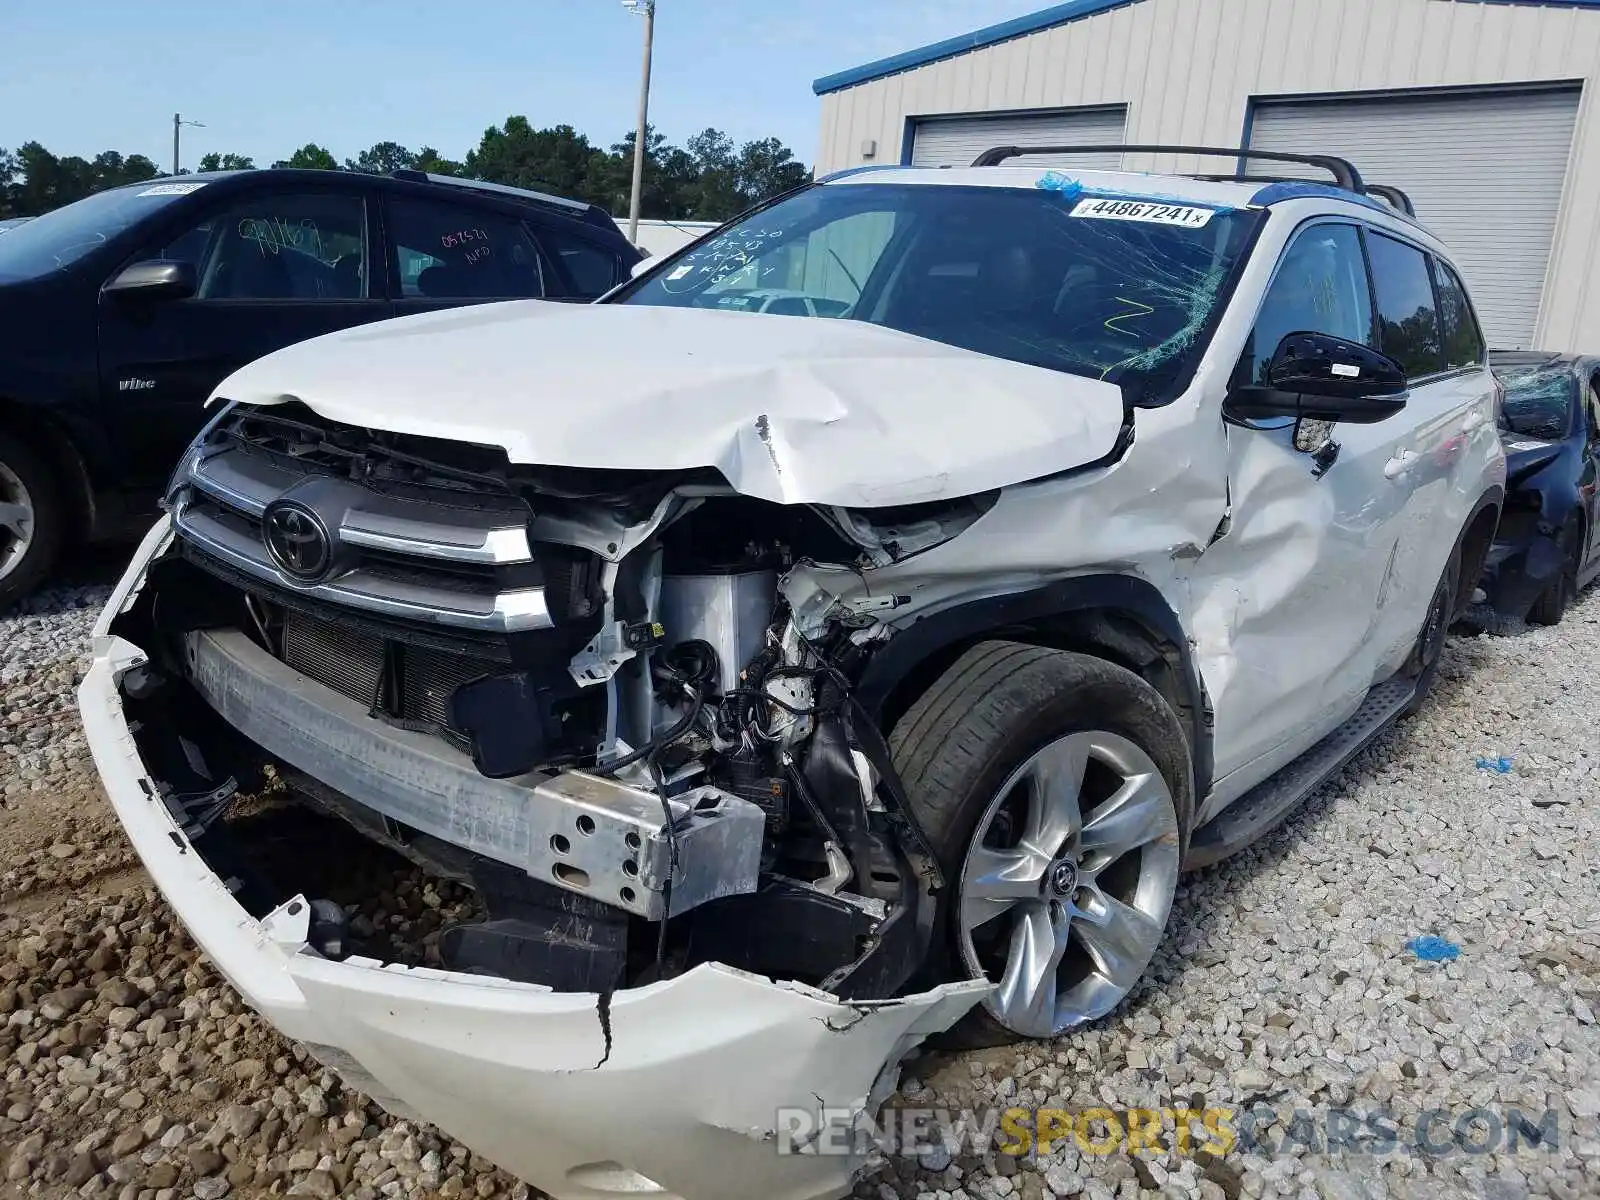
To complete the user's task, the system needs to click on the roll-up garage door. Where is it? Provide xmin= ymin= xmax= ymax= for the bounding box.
xmin=910 ymin=107 xmax=1127 ymax=170
xmin=1249 ymin=88 xmax=1579 ymax=348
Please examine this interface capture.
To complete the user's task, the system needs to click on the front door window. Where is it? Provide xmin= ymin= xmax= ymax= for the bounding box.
xmin=1245 ymin=223 xmax=1373 ymax=384
xmin=167 ymin=193 xmax=368 ymax=300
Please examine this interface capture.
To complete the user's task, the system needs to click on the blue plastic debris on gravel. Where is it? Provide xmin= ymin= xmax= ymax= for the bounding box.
xmin=1407 ymin=936 xmax=1462 ymax=962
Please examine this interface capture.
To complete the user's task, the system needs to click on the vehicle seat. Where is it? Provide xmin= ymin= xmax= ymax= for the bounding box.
xmin=417 ymin=264 xmax=468 ymax=298
xmin=206 ymin=248 xmax=295 ymax=299
xmin=331 ymin=253 xmax=363 ymax=299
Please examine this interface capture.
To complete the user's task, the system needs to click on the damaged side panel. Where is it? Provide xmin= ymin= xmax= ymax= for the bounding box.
xmin=783 ymin=391 xmax=1229 ymax=650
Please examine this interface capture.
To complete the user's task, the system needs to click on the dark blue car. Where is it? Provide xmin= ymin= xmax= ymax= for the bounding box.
xmin=1478 ymin=350 xmax=1600 ymax=625
xmin=0 ymin=170 xmax=640 ymax=608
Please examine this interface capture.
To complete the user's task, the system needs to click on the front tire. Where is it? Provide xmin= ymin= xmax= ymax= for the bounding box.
xmin=0 ymin=429 xmax=64 ymax=611
xmin=890 ymin=642 xmax=1192 ymax=1047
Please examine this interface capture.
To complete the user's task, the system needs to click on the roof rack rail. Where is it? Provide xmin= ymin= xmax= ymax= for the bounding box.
xmin=386 ymin=169 xmax=619 ymax=230
xmin=1363 ymin=183 xmax=1416 ymax=216
xmin=969 ymin=143 xmax=1364 ymax=192
xmin=1192 ymin=173 xmax=1326 ymax=185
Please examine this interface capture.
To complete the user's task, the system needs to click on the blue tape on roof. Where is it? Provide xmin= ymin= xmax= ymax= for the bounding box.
xmin=1249 ymin=181 xmax=1413 ymax=220
xmin=1035 ymin=171 xmax=1085 ymax=202
xmin=1037 ymin=171 xmax=1237 ymax=211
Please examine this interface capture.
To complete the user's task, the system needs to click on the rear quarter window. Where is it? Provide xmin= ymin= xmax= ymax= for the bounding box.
xmin=1431 ymin=259 xmax=1485 ymax=370
xmin=537 ymin=225 xmax=622 ymax=298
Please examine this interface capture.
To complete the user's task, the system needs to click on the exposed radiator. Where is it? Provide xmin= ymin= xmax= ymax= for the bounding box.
xmin=282 ymin=611 xmax=384 ymax=708
xmin=280 ymin=608 xmax=501 ymax=736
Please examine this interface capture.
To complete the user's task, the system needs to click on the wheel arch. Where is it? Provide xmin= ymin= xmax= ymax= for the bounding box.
xmin=855 ymin=574 xmax=1214 ymax=802
xmin=0 ymin=396 xmax=96 ymax=542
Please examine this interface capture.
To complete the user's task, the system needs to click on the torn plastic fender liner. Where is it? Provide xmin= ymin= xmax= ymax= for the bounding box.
xmin=845 ymin=571 xmax=1214 ymax=803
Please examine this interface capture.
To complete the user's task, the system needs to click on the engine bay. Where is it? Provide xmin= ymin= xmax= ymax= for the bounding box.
xmin=107 ymin=402 xmax=970 ymax=1001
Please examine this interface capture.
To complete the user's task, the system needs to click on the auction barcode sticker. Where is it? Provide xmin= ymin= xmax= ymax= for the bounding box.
xmin=1070 ymin=197 xmax=1216 ymax=228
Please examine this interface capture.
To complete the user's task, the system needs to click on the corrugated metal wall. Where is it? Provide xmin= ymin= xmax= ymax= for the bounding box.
xmin=1248 ymin=87 xmax=1580 ymax=347
xmin=908 ymin=107 xmax=1127 ymax=167
xmin=815 ymin=0 xmax=1600 ymax=351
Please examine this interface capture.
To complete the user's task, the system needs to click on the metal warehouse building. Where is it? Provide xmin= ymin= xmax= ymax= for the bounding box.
xmin=813 ymin=0 xmax=1600 ymax=351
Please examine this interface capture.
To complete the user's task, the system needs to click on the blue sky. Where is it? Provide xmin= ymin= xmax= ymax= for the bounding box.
xmin=1 ymin=0 xmax=1038 ymax=172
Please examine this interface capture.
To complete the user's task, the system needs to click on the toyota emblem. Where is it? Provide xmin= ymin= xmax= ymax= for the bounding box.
xmin=262 ymin=499 xmax=332 ymax=582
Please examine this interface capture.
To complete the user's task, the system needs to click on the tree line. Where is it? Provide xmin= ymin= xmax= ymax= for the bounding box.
xmin=0 ymin=119 xmax=811 ymax=223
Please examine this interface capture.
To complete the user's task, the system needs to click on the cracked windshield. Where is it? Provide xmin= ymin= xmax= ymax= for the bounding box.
xmin=624 ymin=180 xmax=1258 ymax=402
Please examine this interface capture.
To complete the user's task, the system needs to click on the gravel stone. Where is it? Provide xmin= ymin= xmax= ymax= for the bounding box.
xmin=146 ymin=1162 xmax=179 ymax=1188
xmin=39 ymin=985 xmax=95 ymax=1020
xmin=292 ymin=1169 xmax=339 ymax=1198
xmin=219 ymin=1103 xmax=262 ymax=1140
xmin=188 ymin=1146 xmax=224 ymax=1176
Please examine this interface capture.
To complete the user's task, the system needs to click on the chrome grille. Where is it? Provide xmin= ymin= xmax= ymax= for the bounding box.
xmin=170 ymin=420 xmax=553 ymax=634
xmin=281 ymin=609 xmax=502 ymax=735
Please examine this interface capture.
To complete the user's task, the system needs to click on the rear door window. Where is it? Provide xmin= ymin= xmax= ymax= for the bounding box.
xmin=1431 ymin=259 xmax=1485 ymax=370
xmin=389 ymin=196 xmax=548 ymax=299
xmin=1364 ymin=230 xmax=1444 ymax=379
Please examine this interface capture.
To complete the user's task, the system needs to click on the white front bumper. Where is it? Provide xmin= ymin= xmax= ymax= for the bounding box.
xmin=79 ymin=519 xmax=987 ymax=1200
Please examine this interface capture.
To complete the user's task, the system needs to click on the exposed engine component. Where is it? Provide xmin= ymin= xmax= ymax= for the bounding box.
xmin=656 ymin=568 xmax=776 ymax=697
xmin=115 ymin=402 xmax=946 ymax=998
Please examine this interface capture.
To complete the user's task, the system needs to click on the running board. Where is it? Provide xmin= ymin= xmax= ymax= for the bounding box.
xmin=1183 ymin=674 xmax=1417 ymax=870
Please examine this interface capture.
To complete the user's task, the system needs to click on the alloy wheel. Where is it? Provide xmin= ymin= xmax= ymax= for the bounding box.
xmin=0 ymin=461 xmax=34 ymax=584
xmin=956 ymin=730 xmax=1179 ymax=1038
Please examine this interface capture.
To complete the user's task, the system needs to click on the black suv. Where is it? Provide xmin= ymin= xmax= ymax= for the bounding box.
xmin=0 ymin=169 xmax=641 ymax=605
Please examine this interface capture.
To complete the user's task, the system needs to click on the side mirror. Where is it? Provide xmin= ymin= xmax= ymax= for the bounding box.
xmin=1227 ymin=332 xmax=1409 ymax=424
xmin=104 ymin=259 xmax=197 ymax=301
xmin=629 ymin=256 xmax=654 ymax=279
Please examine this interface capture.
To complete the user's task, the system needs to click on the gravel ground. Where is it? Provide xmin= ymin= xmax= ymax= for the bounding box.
xmin=1 ymin=573 xmax=1596 ymax=1200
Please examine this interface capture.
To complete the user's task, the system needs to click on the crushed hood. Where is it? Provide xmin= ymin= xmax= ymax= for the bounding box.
xmin=1501 ymin=434 xmax=1565 ymax=487
xmin=210 ymin=302 xmax=1128 ymax=508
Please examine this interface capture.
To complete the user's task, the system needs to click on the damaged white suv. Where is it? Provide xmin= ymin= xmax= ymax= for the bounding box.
xmin=81 ymin=147 xmax=1504 ymax=1200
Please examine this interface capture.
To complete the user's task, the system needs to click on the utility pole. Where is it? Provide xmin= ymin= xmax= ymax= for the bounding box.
xmin=172 ymin=113 xmax=205 ymax=175
xmin=622 ymin=0 xmax=656 ymax=244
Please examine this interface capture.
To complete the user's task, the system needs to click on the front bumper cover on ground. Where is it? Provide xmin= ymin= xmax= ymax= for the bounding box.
xmin=79 ymin=520 xmax=988 ymax=1200
xmin=1480 ymin=533 xmax=1565 ymax=619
